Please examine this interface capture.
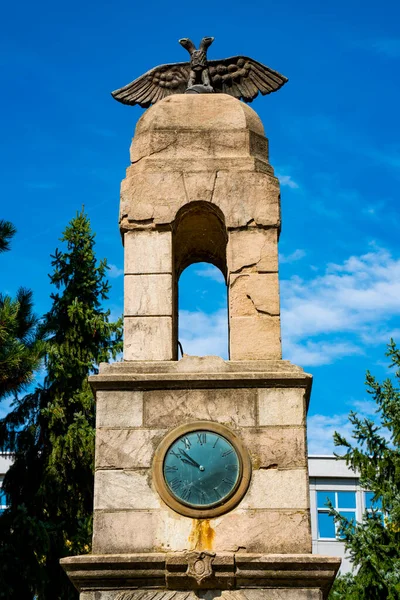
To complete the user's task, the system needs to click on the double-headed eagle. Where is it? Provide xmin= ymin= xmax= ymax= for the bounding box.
xmin=112 ymin=37 xmax=288 ymax=108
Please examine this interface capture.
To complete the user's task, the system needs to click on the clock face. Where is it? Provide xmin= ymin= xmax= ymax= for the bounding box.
xmin=163 ymin=430 xmax=241 ymax=508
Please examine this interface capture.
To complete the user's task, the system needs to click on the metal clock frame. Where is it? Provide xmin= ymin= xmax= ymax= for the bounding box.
xmin=153 ymin=420 xmax=252 ymax=518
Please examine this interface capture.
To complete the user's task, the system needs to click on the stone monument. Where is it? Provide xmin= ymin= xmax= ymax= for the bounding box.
xmin=62 ymin=39 xmax=340 ymax=600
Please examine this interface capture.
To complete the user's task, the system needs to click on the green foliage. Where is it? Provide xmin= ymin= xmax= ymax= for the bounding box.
xmin=0 ymin=220 xmax=17 ymax=254
xmin=0 ymin=221 xmax=44 ymax=401
xmin=0 ymin=210 xmax=123 ymax=600
xmin=329 ymin=340 xmax=400 ymax=600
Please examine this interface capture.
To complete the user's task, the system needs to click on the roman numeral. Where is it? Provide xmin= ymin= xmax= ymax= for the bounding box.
xmin=165 ymin=465 xmax=178 ymax=472
xmin=214 ymin=487 xmax=221 ymax=499
xmin=183 ymin=437 xmax=191 ymax=449
xmin=181 ymin=487 xmax=192 ymax=501
xmin=225 ymin=463 xmax=238 ymax=471
xmin=199 ymin=491 xmax=207 ymax=504
xmin=221 ymin=449 xmax=234 ymax=457
xmin=197 ymin=433 xmax=206 ymax=445
xmin=213 ymin=437 xmax=220 ymax=448
xmin=169 ymin=477 xmax=182 ymax=491
xmin=223 ymin=477 xmax=235 ymax=486
xmin=170 ymin=450 xmax=181 ymax=459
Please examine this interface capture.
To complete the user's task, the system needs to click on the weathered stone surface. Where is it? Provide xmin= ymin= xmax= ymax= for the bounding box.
xmin=241 ymin=469 xmax=309 ymax=510
xmin=212 ymin=509 xmax=312 ymax=554
xmin=181 ymin=172 xmax=218 ymax=203
xmin=143 ymin=389 xmax=256 ymax=428
xmin=121 ymin=170 xmax=278 ymax=231
xmin=95 ymin=428 xmax=167 ymax=469
xmin=229 ymin=273 xmax=280 ymax=317
xmin=124 ymin=274 xmax=172 ymax=316
xmin=124 ymin=317 xmax=173 ymax=361
xmin=94 ymin=470 xmax=160 ymax=510
xmin=62 ymin=554 xmax=339 ymax=597
xmin=121 ymin=172 xmax=186 ymax=225
xmin=124 ymin=230 xmax=172 ymax=274
xmin=96 ymin=391 xmax=143 ymax=428
xmin=241 ymin=427 xmax=307 ymax=469
xmin=229 ymin=316 xmax=281 ymax=361
xmin=131 ymin=130 xmax=256 ymax=162
xmin=239 ymin=590 xmax=322 ymax=600
xmin=213 ymin=172 xmax=279 ymax=229
xmin=134 ymin=94 xmax=265 ymax=137
xmin=96 ymin=356 xmax=308 ymax=376
xmin=92 ymin=508 xmax=311 ymax=555
xmin=227 ymin=229 xmax=279 ymax=275
xmin=92 ymin=509 xmax=192 ymax=554
xmin=165 ymin=551 xmax=235 ymax=589
xmin=258 ymin=388 xmax=306 ymax=426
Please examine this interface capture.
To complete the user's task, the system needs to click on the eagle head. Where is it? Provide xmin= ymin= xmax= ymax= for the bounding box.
xmin=200 ymin=37 xmax=215 ymax=49
xmin=179 ymin=38 xmax=194 ymax=50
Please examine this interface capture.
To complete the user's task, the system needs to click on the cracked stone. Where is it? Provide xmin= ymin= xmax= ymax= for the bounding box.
xmin=229 ymin=273 xmax=280 ymax=317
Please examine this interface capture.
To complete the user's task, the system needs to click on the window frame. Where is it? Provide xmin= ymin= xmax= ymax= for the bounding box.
xmin=316 ymin=489 xmax=357 ymax=540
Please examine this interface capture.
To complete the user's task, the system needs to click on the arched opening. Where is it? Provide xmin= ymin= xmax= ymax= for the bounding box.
xmin=178 ymin=263 xmax=228 ymax=359
xmin=173 ymin=202 xmax=228 ymax=359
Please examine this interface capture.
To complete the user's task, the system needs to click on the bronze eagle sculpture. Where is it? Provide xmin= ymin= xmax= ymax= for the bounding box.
xmin=111 ymin=37 xmax=288 ymax=108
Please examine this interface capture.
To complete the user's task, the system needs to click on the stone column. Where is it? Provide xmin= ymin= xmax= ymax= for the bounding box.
xmin=124 ymin=229 xmax=175 ymax=360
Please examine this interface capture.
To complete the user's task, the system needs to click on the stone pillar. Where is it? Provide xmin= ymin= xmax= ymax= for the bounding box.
xmin=124 ymin=230 xmax=175 ymax=360
xmin=228 ymin=228 xmax=281 ymax=360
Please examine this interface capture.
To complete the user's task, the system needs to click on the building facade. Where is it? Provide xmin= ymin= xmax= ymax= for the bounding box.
xmin=309 ymin=455 xmax=380 ymax=573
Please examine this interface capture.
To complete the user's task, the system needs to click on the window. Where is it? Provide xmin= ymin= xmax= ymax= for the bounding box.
xmin=317 ymin=490 xmax=356 ymax=539
xmin=365 ymin=491 xmax=382 ymax=510
xmin=365 ymin=491 xmax=384 ymax=523
xmin=0 ymin=485 xmax=7 ymax=515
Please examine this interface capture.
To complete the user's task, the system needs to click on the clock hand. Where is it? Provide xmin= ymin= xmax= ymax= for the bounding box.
xmin=181 ymin=458 xmax=201 ymax=468
xmin=179 ymin=449 xmax=201 ymax=468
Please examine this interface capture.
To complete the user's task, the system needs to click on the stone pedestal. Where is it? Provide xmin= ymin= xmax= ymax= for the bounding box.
xmin=61 ymin=94 xmax=340 ymax=598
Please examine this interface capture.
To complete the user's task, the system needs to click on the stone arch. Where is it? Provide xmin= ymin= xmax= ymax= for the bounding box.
xmin=173 ymin=201 xmax=228 ymax=357
xmin=173 ymin=201 xmax=228 ymax=279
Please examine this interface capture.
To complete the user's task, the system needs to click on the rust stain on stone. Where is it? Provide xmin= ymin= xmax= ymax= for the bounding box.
xmin=189 ymin=519 xmax=215 ymax=551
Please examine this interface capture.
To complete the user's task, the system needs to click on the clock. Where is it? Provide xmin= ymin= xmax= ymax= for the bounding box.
xmin=153 ymin=421 xmax=252 ymax=518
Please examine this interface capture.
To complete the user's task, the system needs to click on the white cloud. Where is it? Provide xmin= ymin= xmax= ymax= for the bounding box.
xmin=281 ymin=247 xmax=400 ymax=364
xmin=277 ymin=174 xmax=299 ymax=189
xmin=194 ymin=265 xmax=226 ymax=283
xmin=279 ymin=249 xmax=306 ymax=264
xmin=284 ymin=339 xmax=363 ymax=367
xmin=308 ymin=396 xmax=388 ymax=454
xmin=108 ymin=264 xmax=124 ymax=278
xmin=179 ymin=308 xmax=228 ymax=359
xmin=307 ymin=413 xmax=354 ymax=454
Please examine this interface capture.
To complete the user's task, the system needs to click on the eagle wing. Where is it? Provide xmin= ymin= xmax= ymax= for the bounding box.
xmin=208 ymin=56 xmax=288 ymax=103
xmin=111 ymin=62 xmax=191 ymax=108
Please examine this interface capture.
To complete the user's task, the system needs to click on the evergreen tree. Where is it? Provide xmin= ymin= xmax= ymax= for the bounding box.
xmin=329 ymin=340 xmax=400 ymax=600
xmin=0 ymin=210 xmax=123 ymax=600
xmin=0 ymin=220 xmax=44 ymax=401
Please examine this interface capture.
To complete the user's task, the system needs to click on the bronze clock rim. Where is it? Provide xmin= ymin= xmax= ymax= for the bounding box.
xmin=153 ymin=420 xmax=252 ymax=519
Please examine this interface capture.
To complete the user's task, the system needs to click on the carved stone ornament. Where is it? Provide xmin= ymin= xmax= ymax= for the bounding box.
xmin=185 ymin=551 xmax=216 ymax=584
xmin=111 ymin=37 xmax=288 ymax=108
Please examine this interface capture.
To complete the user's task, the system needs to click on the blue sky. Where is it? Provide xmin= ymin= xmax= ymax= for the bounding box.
xmin=1 ymin=0 xmax=400 ymax=452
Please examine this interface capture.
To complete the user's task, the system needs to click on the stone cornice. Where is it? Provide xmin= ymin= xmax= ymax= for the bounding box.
xmin=61 ymin=552 xmax=340 ymax=599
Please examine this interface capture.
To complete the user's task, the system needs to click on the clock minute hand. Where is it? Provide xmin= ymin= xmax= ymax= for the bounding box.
xmin=181 ymin=457 xmax=201 ymax=469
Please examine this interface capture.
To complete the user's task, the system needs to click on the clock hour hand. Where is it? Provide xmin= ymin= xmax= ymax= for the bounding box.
xmin=179 ymin=449 xmax=201 ymax=469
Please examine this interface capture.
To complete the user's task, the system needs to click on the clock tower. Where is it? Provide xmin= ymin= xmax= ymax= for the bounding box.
xmin=62 ymin=93 xmax=340 ymax=599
